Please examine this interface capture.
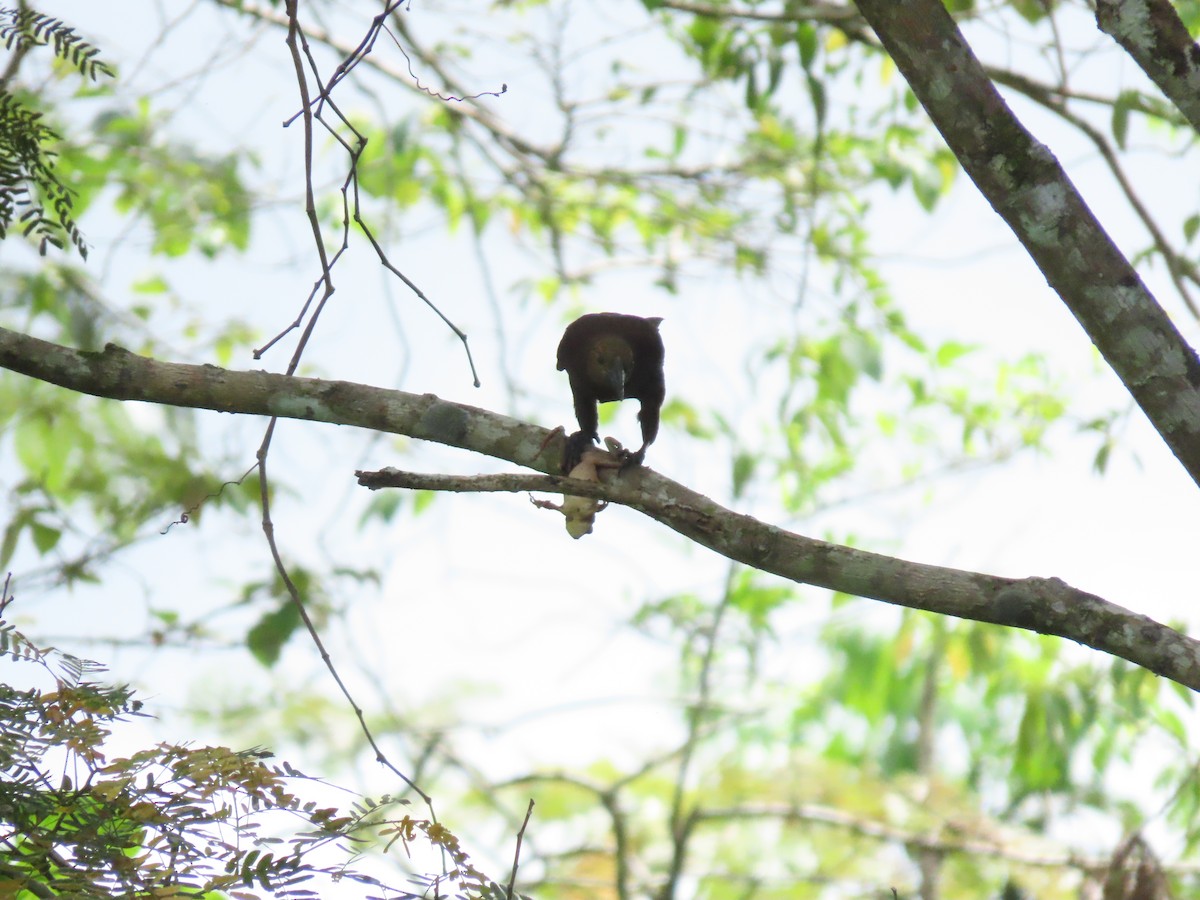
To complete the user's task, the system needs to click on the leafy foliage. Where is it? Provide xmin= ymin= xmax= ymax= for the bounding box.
xmin=0 ymin=8 xmax=113 ymax=80
xmin=0 ymin=8 xmax=113 ymax=258
xmin=0 ymin=88 xmax=86 ymax=256
xmin=0 ymin=613 xmax=513 ymax=898
xmin=55 ymin=101 xmax=253 ymax=259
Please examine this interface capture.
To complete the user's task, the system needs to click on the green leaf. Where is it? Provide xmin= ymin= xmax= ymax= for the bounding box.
xmin=30 ymin=522 xmax=61 ymax=554
xmin=1009 ymin=0 xmax=1049 ymax=22
xmin=246 ymin=602 xmax=301 ymax=668
xmin=14 ymin=412 xmax=73 ymax=493
xmin=1111 ymin=90 xmax=1136 ymax=150
xmin=359 ymin=492 xmax=404 ymax=527
xmin=731 ymin=451 xmax=756 ymax=499
xmin=806 ymin=73 xmax=827 ymax=128
xmin=0 ymin=518 xmax=21 ymax=570
xmin=1184 ymin=213 xmax=1199 ymax=244
xmin=842 ymin=331 xmax=882 ymax=381
xmin=796 ymin=23 xmax=818 ymax=70
xmin=935 ymin=340 xmax=976 ymax=367
xmin=671 ymin=124 xmax=686 ymax=158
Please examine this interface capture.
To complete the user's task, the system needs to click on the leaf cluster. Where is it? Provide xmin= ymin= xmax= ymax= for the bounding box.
xmin=56 ymin=102 xmax=252 ymax=259
xmin=0 ymin=88 xmax=86 ymax=256
xmin=0 ymin=8 xmax=113 ymax=258
xmin=0 ymin=615 xmax=510 ymax=899
xmin=0 ymin=8 xmax=113 ymax=80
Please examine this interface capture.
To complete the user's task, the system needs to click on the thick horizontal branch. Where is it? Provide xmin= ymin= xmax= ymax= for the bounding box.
xmin=3 ymin=325 xmax=1199 ymax=689
xmin=0 ymin=326 xmax=552 ymax=467
xmin=854 ymin=0 xmax=1200 ymax=490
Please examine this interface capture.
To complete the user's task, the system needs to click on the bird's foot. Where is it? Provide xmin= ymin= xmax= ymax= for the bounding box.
xmin=617 ymin=444 xmax=646 ymax=471
xmin=562 ymin=430 xmax=598 ymax=474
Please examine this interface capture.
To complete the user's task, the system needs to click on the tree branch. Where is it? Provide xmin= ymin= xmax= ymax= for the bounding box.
xmin=653 ymin=0 xmax=859 ymax=23
xmin=2 ymin=325 xmax=1197 ymax=689
xmin=852 ymin=0 xmax=1200 ymax=491
xmin=691 ymin=803 xmax=1200 ymax=874
xmin=1095 ymin=0 xmax=1200 ymax=136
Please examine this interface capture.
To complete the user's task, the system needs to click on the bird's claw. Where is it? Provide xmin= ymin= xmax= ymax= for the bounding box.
xmin=617 ymin=444 xmax=646 ymax=471
xmin=561 ymin=430 xmax=597 ymax=474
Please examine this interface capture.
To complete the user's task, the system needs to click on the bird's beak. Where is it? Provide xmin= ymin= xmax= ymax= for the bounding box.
xmin=605 ymin=360 xmax=627 ymax=399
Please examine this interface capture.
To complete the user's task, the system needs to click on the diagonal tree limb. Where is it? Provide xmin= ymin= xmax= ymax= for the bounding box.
xmin=1095 ymin=0 xmax=1200 ymax=137
xmin=2 ymin=325 xmax=1197 ymax=690
xmin=853 ymin=0 xmax=1200 ymax=491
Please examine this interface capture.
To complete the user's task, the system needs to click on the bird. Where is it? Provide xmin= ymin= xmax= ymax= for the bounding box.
xmin=556 ymin=312 xmax=665 ymax=472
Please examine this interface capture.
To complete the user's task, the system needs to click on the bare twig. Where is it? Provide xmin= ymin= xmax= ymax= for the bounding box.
xmin=251 ymin=0 xmax=433 ymax=814
xmin=383 ymin=20 xmax=506 ymax=102
xmin=506 ymin=799 xmax=535 ymax=900
xmin=160 ymin=461 xmax=260 ymax=534
xmin=0 ymin=572 xmax=13 ymax=618
xmin=255 ymin=0 xmax=480 ymax=385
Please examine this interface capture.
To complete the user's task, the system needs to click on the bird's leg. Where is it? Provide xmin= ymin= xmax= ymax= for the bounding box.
xmin=562 ymin=430 xmax=598 ymax=474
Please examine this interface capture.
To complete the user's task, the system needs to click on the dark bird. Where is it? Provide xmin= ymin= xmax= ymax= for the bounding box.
xmin=556 ymin=312 xmax=665 ymax=472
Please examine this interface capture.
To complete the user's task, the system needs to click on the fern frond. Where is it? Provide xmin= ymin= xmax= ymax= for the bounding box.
xmin=0 ymin=7 xmax=114 ymax=80
xmin=0 ymin=87 xmax=85 ymax=256
xmin=0 ymin=9 xmax=113 ymax=258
